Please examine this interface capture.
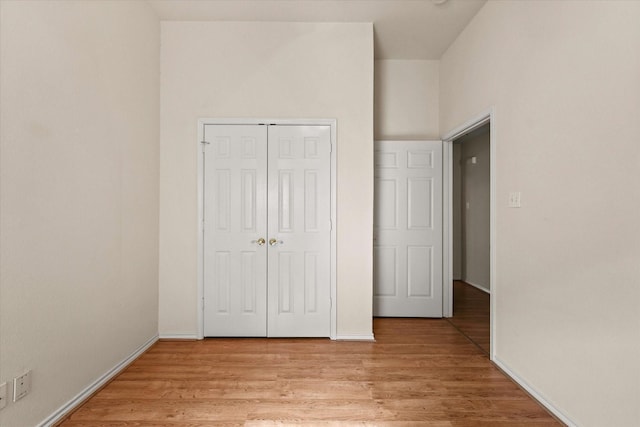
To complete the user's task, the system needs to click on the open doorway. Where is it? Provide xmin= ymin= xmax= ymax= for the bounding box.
xmin=448 ymin=123 xmax=490 ymax=353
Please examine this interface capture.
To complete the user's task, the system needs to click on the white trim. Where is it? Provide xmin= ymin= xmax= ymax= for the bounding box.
xmin=329 ymin=122 xmax=337 ymax=340
xmin=442 ymin=140 xmax=453 ymax=317
xmin=197 ymin=118 xmax=338 ymax=340
xmin=442 ymin=112 xmax=491 ymax=142
xmin=159 ymin=334 xmax=199 ymax=340
xmin=493 ymin=357 xmax=577 ymax=427
xmin=461 ymin=280 xmax=490 ymax=294
xmin=197 ymin=118 xmax=335 ymax=126
xmin=442 ymin=108 xmax=496 ymax=360
xmin=335 ymin=334 xmax=376 ymax=342
xmin=38 ymin=334 xmax=158 ymax=427
xmin=197 ymin=120 xmax=205 ymax=340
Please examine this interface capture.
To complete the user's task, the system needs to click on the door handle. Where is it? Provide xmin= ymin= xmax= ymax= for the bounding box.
xmin=269 ymin=238 xmax=283 ymax=246
xmin=253 ymin=237 xmax=266 ymax=246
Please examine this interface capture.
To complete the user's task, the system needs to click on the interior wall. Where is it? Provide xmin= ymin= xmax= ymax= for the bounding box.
xmin=440 ymin=1 xmax=640 ymax=426
xmin=374 ymin=60 xmax=439 ymax=140
xmin=457 ymin=126 xmax=490 ymax=291
xmin=0 ymin=1 xmax=160 ymax=425
xmin=159 ymin=22 xmax=374 ymax=338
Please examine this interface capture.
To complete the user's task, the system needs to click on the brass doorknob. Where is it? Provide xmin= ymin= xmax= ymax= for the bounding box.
xmin=256 ymin=238 xmax=266 ymax=246
xmin=269 ymin=238 xmax=278 ymax=246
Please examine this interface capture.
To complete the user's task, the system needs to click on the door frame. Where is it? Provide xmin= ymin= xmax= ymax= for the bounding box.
xmin=442 ymin=108 xmax=496 ymax=359
xmin=196 ymin=118 xmax=338 ymax=340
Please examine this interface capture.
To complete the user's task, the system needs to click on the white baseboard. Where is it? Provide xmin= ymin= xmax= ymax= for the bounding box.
xmin=463 ymin=280 xmax=490 ymax=294
xmin=493 ymin=356 xmax=576 ymax=427
xmin=159 ymin=333 xmax=199 ymax=340
xmin=335 ymin=334 xmax=375 ymax=341
xmin=161 ymin=333 xmax=373 ymax=341
xmin=38 ymin=334 xmax=159 ymax=427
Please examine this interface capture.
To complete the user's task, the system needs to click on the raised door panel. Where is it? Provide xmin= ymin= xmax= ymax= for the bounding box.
xmin=374 ymin=178 xmax=399 ymax=230
xmin=373 ymin=246 xmax=397 ymax=297
xmin=304 ymin=252 xmax=320 ymax=313
xmin=304 ymin=171 xmax=320 ymax=232
xmin=240 ymin=170 xmax=257 ymax=232
xmin=278 ymin=170 xmax=294 ymax=233
xmin=214 ymin=169 xmax=231 ymax=231
xmin=241 ymin=251 xmax=258 ymax=313
xmin=407 ymin=177 xmax=433 ymax=230
xmin=407 ymin=246 xmax=433 ymax=297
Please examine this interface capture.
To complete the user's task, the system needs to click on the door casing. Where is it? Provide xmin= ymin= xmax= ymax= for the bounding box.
xmin=196 ymin=118 xmax=337 ymax=340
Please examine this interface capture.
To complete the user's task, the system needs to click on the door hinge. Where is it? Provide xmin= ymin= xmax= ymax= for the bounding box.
xmin=201 ymin=140 xmax=210 ymax=152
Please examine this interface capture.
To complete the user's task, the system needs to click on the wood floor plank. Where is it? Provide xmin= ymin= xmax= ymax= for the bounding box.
xmin=57 ymin=318 xmax=562 ymax=426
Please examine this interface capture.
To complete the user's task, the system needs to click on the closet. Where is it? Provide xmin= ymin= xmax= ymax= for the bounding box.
xmin=202 ymin=124 xmax=332 ymax=337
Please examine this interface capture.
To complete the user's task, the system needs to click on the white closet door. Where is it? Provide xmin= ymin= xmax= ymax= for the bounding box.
xmin=203 ymin=125 xmax=268 ymax=336
xmin=267 ymin=126 xmax=332 ymax=337
xmin=374 ymin=140 xmax=443 ymax=317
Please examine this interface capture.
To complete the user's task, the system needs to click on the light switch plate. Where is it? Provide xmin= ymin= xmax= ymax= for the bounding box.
xmin=508 ymin=192 xmax=521 ymax=208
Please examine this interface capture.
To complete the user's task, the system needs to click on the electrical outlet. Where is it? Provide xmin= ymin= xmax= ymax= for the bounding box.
xmin=0 ymin=382 xmax=7 ymax=410
xmin=13 ymin=370 xmax=31 ymax=402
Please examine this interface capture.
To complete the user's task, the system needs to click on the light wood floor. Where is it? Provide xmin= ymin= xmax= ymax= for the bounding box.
xmin=58 ymin=318 xmax=561 ymax=426
xmin=448 ymin=281 xmax=490 ymax=354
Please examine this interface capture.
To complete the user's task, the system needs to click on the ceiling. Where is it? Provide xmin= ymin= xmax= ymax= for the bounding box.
xmin=147 ymin=0 xmax=487 ymax=60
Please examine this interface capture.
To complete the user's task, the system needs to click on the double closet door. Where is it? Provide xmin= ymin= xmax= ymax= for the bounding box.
xmin=203 ymin=124 xmax=331 ymax=337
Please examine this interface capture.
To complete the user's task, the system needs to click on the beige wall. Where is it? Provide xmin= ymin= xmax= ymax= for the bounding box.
xmin=0 ymin=1 xmax=160 ymax=425
xmin=374 ymin=60 xmax=439 ymax=140
xmin=159 ymin=22 xmax=374 ymax=338
xmin=4 ymin=2 xmax=637 ymax=425
xmin=441 ymin=1 xmax=640 ymax=425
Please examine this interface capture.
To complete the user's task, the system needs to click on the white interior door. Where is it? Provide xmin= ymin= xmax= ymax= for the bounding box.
xmin=203 ymin=125 xmax=268 ymax=336
xmin=267 ymin=126 xmax=332 ymax=337
xmin=374 ymin=140 xmax=443 ymax=317
xmin=203 ymin=124 xmax=331 ymax=337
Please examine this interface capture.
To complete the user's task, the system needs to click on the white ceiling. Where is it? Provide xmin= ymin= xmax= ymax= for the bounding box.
xmin=147 ymin=0 xmax=486 ymax=60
